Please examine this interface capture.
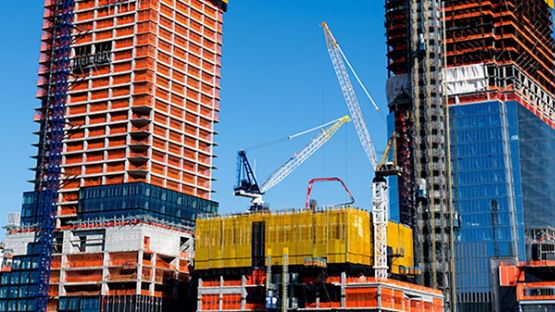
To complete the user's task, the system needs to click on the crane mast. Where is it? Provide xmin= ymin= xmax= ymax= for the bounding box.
xmin=235 ymin=115 xmax=351 ymax=210
xmin=322 ymin=22 xmax=398 ymax=280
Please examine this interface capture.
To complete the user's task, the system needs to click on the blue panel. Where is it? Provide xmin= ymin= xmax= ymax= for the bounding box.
xmin=78 ymin=183 xmax=218 ymax=226
xmin=516 ymin=104 xmax=555 ymax=228
xmin=450 ymin=100 xmax=555 ymax=311
xmin=449 ymin=101 xmax=527 ymax=310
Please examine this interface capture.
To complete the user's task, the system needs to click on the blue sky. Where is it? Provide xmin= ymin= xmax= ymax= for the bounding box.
xmin=0 ymin=1 xmax=388 ymax=222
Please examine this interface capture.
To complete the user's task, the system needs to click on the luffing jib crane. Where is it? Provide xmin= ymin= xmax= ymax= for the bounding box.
xmin=322 ymin=22 xmax=401 ymax=280
xmin=235 ymin=115 xmax=351 ymax=211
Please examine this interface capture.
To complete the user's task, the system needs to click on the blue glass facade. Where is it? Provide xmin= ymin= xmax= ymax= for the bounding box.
xmin=20 ymin=192 xmax=41 ymax=226
xmin=387 ymin=112 xmax=400 ymax=223
xmin=58 ymin=296 xmax=101 ymax=312
xmin=78 ymin=183 xmax=218 ymax=225
xmin=21 ymin=183 xmax=218 ymax=227
xmin=0 ymin=244 xmax=42 ymax=311
xmin=450 ymin=100 xmax=555 ymax=311
xmin=517 ymin=104 xmax=555 ymax=228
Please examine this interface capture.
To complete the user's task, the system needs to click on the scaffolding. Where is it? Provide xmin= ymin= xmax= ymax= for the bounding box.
xmin=410 ymin=0 xmax=453 ymax=307
xmin=527 ymin=227 xmax=555 ymax=261
xmin=35 ymin=0 xmax=75 ymax=310
xmin=194 ymin=207 xmax=415 ymax=275
xmin=444 ymin=0 xmax=555 ymax=95
xmin=385 ymin=0 xmax=455 ymax=308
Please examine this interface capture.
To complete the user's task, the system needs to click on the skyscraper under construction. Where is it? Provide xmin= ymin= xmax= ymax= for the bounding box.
xmin=385 ymin=0 xmax=555 ymax=311
xmin=0 ymin=0 xmax=227 ymax=310
xmin=386 ymin=0 xmax=454 ymax=308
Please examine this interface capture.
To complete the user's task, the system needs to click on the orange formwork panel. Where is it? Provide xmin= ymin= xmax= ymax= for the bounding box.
xmin=109 ymin=251 xmax=139 ymax=266
xmin=497 ymin=260 xmax=555 ymax=305
xmin=198 ymin=272 xmax=443 ymax=312
xmin=65 ymin=270 xmax=103 ymax=283
xmin=66 ymin=253 xmax=104 ymax=268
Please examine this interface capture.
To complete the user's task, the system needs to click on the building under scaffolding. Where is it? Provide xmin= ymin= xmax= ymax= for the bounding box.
xmin=386 ymin=0 xmax=555 ymax=311
xmin=194 ymin=207 xmax=443 ymax=311
xmin=385 ymin=0 xmax=454 ymax=308
xmin=0 ymin=0 xmax=228 ymax=310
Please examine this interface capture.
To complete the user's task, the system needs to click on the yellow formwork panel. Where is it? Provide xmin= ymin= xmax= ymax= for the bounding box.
xmin=264 ymin=208 xmax=371 ymax=267
xmin=546 ymin=0 xmax=554 ymax=9
xmin=195 ymin=207 xmax=414 ymax=274
xmin=387 ymin=222 xmax=414 ymax=275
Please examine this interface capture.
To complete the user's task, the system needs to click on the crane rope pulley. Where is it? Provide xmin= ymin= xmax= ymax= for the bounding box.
xmin=234 ymin=115 xmax=351 ymax=211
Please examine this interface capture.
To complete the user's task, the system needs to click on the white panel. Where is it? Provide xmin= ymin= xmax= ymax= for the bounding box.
xmin=445 ymin=64 xmax=488 ymax=95
xmin=2 ymin=232 xmax=35 ymax=256
xmin=105 ymin=226 xmax=143 ymax=252
xmin=143 ymin=226 xmax=183 ymax=257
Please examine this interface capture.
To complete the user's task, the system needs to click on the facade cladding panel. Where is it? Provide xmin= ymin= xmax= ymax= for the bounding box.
xmin=77 ymin=182 xmax=218 ymax=223
xmin=450 ymin=100 xmax=555 ymax=311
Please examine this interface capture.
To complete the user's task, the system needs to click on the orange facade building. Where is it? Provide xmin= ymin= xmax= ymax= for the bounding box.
xmin=0 ymin=0 xmax=228 ymax=311
xmin=35 ymin=0 xmax=226 ymax=219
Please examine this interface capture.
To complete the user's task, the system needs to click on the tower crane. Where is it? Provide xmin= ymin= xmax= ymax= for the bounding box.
xmin=322 ymin=22 xmax=401 ymax=280
xmin=234 ymin=115 xmax=351 ymax=211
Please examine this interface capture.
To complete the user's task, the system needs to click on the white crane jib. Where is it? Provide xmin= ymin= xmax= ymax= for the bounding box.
xmin=234 ymin=115 xmax=351 ymax=211
xmin=322 ymin=22 xmax=379 ymax=170
xmin=260 ymin=115 xmax=351 ymax=194
xmin=322 ymin=22 xmax=391 ymax=280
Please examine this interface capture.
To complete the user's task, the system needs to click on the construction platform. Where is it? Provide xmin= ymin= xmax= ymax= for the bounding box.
xmin=194 ymin=207 xmax=435 ymax=311
xmin=195 ymin=207 xmax=415 ymax=275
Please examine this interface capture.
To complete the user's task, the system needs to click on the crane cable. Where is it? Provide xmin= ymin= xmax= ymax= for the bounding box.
xmin=335 ymin=45 xmax=381 ymax=113
xmin=243 ymin=116 xmax=348 ymax=151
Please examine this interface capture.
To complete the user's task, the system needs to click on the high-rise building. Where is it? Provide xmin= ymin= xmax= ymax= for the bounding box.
xmin=385 ymin=0 xmax=555 ymax=311
xmin=385 ymin=0 xmax=455 ymax=308
xmin=0 ymin=0 xmax=227 ymax=310
xmin=445 ymin=1 xmax=555 ymax=311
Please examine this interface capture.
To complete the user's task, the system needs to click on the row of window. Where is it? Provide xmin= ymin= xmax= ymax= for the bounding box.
xmin=0 ymin=299 xmax=36 ymax=312
xmin=0 ymin=271 xmax=40 ymax=286
xmin=59 ymin=296 xmax=101 ymax=312
xmin=78 ymin=182 xmax=217 ymax=225
xmin=0 ymin=284 xmax=39 ymax=300
xmin=22 ymin=183 xmax=218 ymax=226
xmin=59 ymin=295 xmax=163 ymax=312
